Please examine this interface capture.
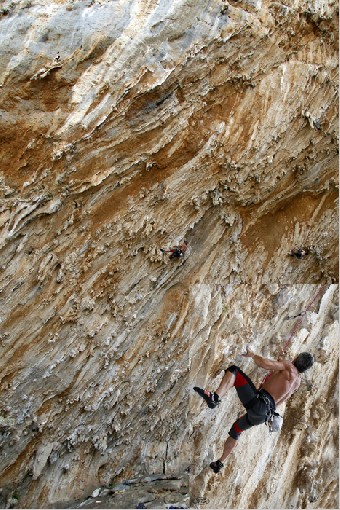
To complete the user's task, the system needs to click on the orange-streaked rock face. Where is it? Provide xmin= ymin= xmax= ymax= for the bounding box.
xmin=0 ymin=0 xmax=338 ymax=508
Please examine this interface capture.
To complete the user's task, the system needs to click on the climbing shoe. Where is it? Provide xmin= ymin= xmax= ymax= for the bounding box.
xmin=210 ymin=460 xmax=224 ymax=473
xmin=193 ymin=387 xmax=221 ymax=409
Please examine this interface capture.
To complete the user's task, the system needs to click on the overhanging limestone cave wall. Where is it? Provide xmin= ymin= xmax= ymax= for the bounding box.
xmin=0 ymin=0 xmax=338 ymax=508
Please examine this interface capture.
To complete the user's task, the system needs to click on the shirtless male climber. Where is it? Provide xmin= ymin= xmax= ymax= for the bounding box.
xmin=194 ymin=348 xmax=314 ymax=473
xmin=160 ymin=239 xmax=188 ymax=259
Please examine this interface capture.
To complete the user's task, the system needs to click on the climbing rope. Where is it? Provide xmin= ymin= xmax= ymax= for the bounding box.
xmin=279 ymin=284 xmax=329 ymax=356
xmin=258 ymin=284 xmax=329 ymax=388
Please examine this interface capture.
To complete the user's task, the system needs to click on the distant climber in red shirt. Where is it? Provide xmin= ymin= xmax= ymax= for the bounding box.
xmin=289 ymin=247 xmax=309 ymax=259
xmin=160 ymin=240 xmax=188 ymax=259
xmin=194 ymin=348 xmax=314 ymax=473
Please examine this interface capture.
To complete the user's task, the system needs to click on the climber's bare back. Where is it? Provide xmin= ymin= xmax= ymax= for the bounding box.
xmin=262 ymin=360 xmax=301 ymax=405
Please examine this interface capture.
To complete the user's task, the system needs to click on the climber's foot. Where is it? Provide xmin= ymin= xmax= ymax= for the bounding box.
xmin=193 ymin=387 xmax=220 ymax=409
xmin=210 ymin=460 xmax=224 ymax=473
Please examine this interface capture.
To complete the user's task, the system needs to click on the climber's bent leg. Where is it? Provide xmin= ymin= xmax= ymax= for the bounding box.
xmin=224 ymin=365 xmax=258 ymax=407
xmin=194 ymin=366 xmax=257 ymax=409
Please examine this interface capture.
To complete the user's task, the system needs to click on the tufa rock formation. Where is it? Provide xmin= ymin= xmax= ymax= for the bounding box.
xmin=0 ymin=0 xmax=338 ymax=509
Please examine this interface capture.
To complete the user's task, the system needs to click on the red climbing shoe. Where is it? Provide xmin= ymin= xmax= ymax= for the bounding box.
xmin=210 ymin=460 xmax=224 ymax=473
xmin=193 ymin=387 xmax=220 ymax=409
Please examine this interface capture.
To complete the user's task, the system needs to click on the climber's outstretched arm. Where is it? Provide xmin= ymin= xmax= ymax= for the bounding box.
xmin=242 ymin=346 xmax=286 ymax=371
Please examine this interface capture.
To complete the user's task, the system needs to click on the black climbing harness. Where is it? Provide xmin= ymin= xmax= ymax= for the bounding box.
xmin=258 ymin=391 xmax=284 ymax=433
xmin=245 ymin=390 xmax=283 ymax=433
xmin=258 ymin=391 xmax=275 ymax=421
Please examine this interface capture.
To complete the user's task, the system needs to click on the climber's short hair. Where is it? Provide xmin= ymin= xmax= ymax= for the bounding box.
xmin=293 ymin=352 xmax=314 ymax=373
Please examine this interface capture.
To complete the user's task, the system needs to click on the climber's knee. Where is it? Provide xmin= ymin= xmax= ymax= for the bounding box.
xmin=229 ymin=422 xmax=243 ymax=440
xmin=225 ymin=365 xmax=239 ymax=375
xmin=229 ymin=415 xmax=253 ymax=440
xmin=225 ymin=366 xmax=251 ymax=388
